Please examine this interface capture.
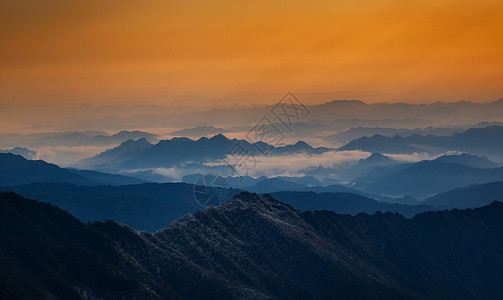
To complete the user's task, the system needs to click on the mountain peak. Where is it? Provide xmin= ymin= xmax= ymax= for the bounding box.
xmin=122 ymin=137 xmax=151 ymax=146
xmin=209 ymin=133 xmax=229 ymax=141
xmin=294 ymin=140 xmax=310 ymax=147
xmin=366 ymin=152 xmax=388 ymax=160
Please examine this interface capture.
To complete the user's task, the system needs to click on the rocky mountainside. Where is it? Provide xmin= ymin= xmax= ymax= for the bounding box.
xmin=2 ymin=191 xmax=503 ymax=299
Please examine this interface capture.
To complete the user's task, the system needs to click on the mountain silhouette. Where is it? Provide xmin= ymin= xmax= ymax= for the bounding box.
xmin=0 ymin=146 xmax=37 ymax=159
xmin=340 ymin=125 xmax=503 ymax=160
xmin=423 ymin=181 xmax=503 ymax=208
xmin=353 ymin=156 xmax=503 ymax=199
xmin=2 ymin=191 xmax=503 ymax=299
xmin=78 ymin=135 xmax=332 ymax=170
xmin=0 ymin=153 xmax=146 ymax=186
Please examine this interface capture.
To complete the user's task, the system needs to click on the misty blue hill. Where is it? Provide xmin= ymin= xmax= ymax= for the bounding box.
xmin=323 ymin=126 xmax=464 ymax=144
xmin=299 ymin=165 xmax=342 ymax=184
xmin=353 ymin=156 xmax=503 ymax=199
xmin=1 ymin=182 xmax=240 ymax=231
xmin=423 ymin=181 xmax=503 ymax=208
xmin=66 ymin=169 xmax=149 ymax=185
xmin=183 ymin=174 xmax=321 ymax=189
xmin=271 ymin=191 xmax=433 ymax=218
xmin=0 ymin=146 xmax=37 ymax=159
xmin=169 ymin=125 xmax=232 ymax=137
xmin=0 ymin=130 xmax=158 ymax=148
xmin=274 ymin=175 xmax=322 ymax=186
xmin=435 ymin=153 xmax=499 ymax=168
xmin=309 ymin=98 xmax=503 ymax=123
xmin=182 ymin=174 xmax=267 ymax=188
xmin=2 ymin=191 xmax=503 ymax=299
xmin=292 ymin=184 xmax=419 ymax=205
xmin=340 ymin=125 xmax=503 ymax=159
xmin=182 ymin=173 xmax=417 ymax=204
xmin=1 ymin=180 xmax=430 ymax=231
xmin=120 ymin=169 xmax=177 ymax=183
xmin=247 ymin=177 xmax=309 ymax=193
xmin=0 ymin=153 xmax=94 ymax=186
xmin=0 ymin=153 xmax=146 ymax=186
xmin=79 ymin=134 xmax=333 ymax=170
xmin=341 ymin=152 xmax=403 ymax=180
xmin=76 ymin=137 xmax=153 ymax=171
xmin=270 ymin=140 xmax=332 ymax=155
xmin=97 ymin=130 xmax=159 ymax=145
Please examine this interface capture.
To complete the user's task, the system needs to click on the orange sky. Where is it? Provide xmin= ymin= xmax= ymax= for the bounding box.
xmin=1 ymin=0 xmax=503 ymax=106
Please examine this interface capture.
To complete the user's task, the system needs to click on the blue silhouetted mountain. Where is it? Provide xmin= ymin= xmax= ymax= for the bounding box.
xmin=3 ymin=191 xmax=503 ymax=299
xmin=65 ymin=169 xmax=149 ymax=185
xmin=0 ymin=153 xmax=146 ymax=186
xmin=323 ymin=126 xmax=465 ymax=144
xmin=0 ymin=153 xmax=93 ymax=186
xmin=183 ymin=173 xmax=416 ymax=203
xmin=435 ymin=153 xmax=499 ymax=168
xmin=79 ymin=134 xmax=332 ymax=170
xmin=2 ymin=180 xmax=430 ymax=231
xmin=1 ymin=182 xmax=240 ymax=231
xmin=341 ymin=152 xmax=402 ymax=179
xmin=270 ymin=141 xmax=332 ymax=155
xmin=0 ymin=146 xmax=37 ymax=159
xmin=247 ymin=177 xmax=309 ymax=193
xmin=353 ymin=157 xmax=503 ymax=199
xmin=119 ymin=169 xmax=177 ymax=183
xmin=339 ymin=126 xmax=503 ymax=159
xmin=76 ymin=137 xmax=153 ymax=171
xmin=182 ymin=174 xmax=266 ymax=188
xmin=183 ymin=174 xmax=321 ymax=189
xmin=270 ymin=191 xmax=433 ymax=218
xmin=423 ymin=181 xmax=503 ymax=209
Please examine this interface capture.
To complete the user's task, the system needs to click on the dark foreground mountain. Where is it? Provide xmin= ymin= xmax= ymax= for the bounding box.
xmin=0 ymin=192 xmax=163 ymax=299
xmin=2 ymin=191 xmax=503 ymax=299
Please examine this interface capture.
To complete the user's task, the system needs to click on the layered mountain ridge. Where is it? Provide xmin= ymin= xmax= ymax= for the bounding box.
xmin=2 ymin=191 xmax=503 ymax=299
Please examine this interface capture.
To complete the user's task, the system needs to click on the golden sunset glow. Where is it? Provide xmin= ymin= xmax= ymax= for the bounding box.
xmin=1 ymin=0 xmax=503 ymax=105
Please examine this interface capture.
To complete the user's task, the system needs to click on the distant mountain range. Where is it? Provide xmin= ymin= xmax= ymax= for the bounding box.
xmin=2 ymin=181 xmax=433 ymax=231
xmin=12 ymin=99 xmax=503 ymax=133
xmin=423 ymin=181 xmax=503 ymax=208
xmin=169 ymin=125 xmax=233 ymax=137
xmin=340 ymin=125 xmax=503 ymax=160
xmin=352 ymin=153 xmax=503 ymax=199
xmin=0 ymin=130 xmax=158 ymax=148
xmin=0 ymin=153 xmax=146 ymax=186
xmin=323 ymin=126 xmax=465 ymax=144
xmin=0 ymin=182 xmax=237 ymax=231
xmin=0 ymin=146 xmax=37 ymax=159
xmin=77 ymin=134 xmax=333 ymax=171
xmin=183 ymin=174 xmax=322 ymax=189
xmin=271 ymin=191 xmax=433 ymax=218
xmin=182 ymin=172 xmax=422 ymax=204
xmin=2 ymin=191 xmax=503 ymax=299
